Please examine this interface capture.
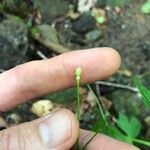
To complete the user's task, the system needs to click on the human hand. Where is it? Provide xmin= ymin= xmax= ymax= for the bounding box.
xmin=0 ymin=48 xmax=139 ymax=150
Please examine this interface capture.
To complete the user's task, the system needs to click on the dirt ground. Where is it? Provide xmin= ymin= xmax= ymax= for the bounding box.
xmin=0 ymin=0 xmax=150 ymax=149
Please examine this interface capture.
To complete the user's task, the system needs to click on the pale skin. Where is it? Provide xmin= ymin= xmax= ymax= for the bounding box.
xmin=0 ymin=48 xmax=140 ymax=150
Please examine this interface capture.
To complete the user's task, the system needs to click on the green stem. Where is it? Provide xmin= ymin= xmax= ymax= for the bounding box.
xmin=126 ymin=137 xmax=150 ymax=147
xmin=76 ymin=82 xmax=80 ymax=149
xmin=132 ymin=138 xmax=150 ymax=147
xmin=75 ymin=67 xmax=81 ymax=150
xmin=77 ymin=80 xmax=80 ymax=122
xmin=87 ymin=84 xmax=107 ymax=124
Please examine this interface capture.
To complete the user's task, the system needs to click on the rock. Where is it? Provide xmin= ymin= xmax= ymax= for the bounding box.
xmin=77 ymin=0 xmax=97 ymax=13
xmin=6 ymin=113 xmax=22 ymax=124
xmin=34 ymin=0 xmax=69 ymax=23
xmin=31 ymin=100 xmax=53 ymax=117
xmin=85 ymin=29 xmax=103 ymax=42
xmin=0 ymin=15 xmax=29 ymax=69
xmin=72 ymin=12 xmax=96 ymax=33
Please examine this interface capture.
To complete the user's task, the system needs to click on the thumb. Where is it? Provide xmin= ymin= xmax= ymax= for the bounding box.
xmin=0 ymin=109 xmax=78 ymax=150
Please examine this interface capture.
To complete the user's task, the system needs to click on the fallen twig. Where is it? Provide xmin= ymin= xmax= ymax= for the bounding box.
xmin=36 ymin=50 xmax=48 ymax=59
xmin=95 ymin=81 xmax=138 ymax=93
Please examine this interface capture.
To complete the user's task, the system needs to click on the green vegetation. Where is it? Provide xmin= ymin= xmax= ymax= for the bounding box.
xmin=75 ymin=67 xmax=82 ymax=150
xmin=30 ymin=27 xmax=40 ymax=37
xmin=106 ymin=0 xmax=134 ymax=7
xmin=91 ymin=82 xmax=150 ymax=148
xmin=75 ymin=71 xmax=150 ymax=149
xmin=141 ymin=0 xmax=150 ymax=14
xmin=135 ymin=78 xmax=150 ymax=107
xmin=75 ymin=67 xmax=82 ymax=122
xmin=96 ymin=16 xmax=106 ymax=24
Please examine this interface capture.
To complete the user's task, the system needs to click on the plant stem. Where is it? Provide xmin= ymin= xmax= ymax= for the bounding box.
xmin=77 ymin=79 xmax=80 ymax=122
xmin=126 ymin=137 xmax=150 ymax=147
xmin=132 ymin=138 xmax=150 ymax=147
xmin=95 ymin=81 xmax=138 ymax=93
xmin=87 ymin=84 xmax=107 ymax=124
xmin=75 ymin=67 xmax=82 ymax=150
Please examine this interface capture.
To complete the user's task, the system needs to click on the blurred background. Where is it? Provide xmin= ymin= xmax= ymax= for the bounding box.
xmin=0 ymin=0 xmax=150 ymax=149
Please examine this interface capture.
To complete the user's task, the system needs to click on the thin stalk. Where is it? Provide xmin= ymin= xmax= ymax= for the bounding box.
xmin=77 ymin=79 xmax=80 ymax=121
xmin=126 ymin=136 xmax=150 ymax=147
xmin=95 ymin=81 xmax=138 ymax=93
xmin=132 ymin=138 xmax=150 ymax=147
xmin=87 ymin=84 xmax=107 ymax=124
xmin=75 ymin=67 xmax=82 ymax=122
xmin=75 ymin=67 xmax=82 ymax=150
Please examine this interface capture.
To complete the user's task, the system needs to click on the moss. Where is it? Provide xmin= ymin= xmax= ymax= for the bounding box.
xmin=30 ymin=27 xmax=40 ymax=37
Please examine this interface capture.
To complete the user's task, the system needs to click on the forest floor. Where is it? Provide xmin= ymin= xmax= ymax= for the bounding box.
xmin=0 ymin=0 xmax=150 ymax=149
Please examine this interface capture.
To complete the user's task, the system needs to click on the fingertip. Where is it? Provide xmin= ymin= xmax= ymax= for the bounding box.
xmin=80 ymin=47 xmax=121 ymax=82
xmin=103 ymin=47 xmax=121 ymax=75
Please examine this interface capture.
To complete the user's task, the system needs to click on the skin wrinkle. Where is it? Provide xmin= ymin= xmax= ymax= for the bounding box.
xmin=18 ymin=126 xmax=26 ymax=150
xmin=6 ymin=130 xmax=9 ymax=150
xmin=3 ymin=127 xmax=19 ymax=150
xmin=47 ymin=58 xmax=68 ymax=92
xmin=0 ymin=129 xmax=5 ymax=150
xmin=60 ymin=54 xmax=74 ymax=87
xmin=24 ymin=126 xmax=34 ymax=150
xmin=16 ymin=126 xmax=23 ymax=150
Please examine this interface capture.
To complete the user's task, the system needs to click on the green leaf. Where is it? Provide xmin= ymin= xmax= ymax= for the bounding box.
xmin=134 ymin=78 xmax=150 ymax=107
xmin=141 ymin=0 xmax=150 ymax=14
xmin=117 ymin=113 xmax=142 ymax=139
xmin=92 ymin=117 xmax=108 ymax=133
xmin=102 ymin=125 xmax=130 ymax=143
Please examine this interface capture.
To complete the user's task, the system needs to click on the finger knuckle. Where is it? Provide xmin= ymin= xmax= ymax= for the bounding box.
xmin=9 ymin=65 xmax=23 ymax=92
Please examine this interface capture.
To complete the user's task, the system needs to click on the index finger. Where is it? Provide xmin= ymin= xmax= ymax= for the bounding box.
xmin=0 ymin=48 xmax=121 ymax=111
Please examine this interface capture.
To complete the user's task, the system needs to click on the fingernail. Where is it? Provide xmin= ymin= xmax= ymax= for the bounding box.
xmin=38 ymin=110 xmax=72 ymax=148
